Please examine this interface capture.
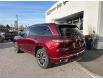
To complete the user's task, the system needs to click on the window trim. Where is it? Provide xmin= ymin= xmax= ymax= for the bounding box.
xmin=47 ymin=25 xmax=54 ymax=36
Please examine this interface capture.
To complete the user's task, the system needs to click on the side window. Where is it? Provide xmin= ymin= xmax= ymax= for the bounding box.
xmin=29 ymin=26 xmax=52 ymax=36
xmin=29 ymin=27 xmax=39 ymax=36
xmin=41 ymin=26 xmax=52 ymax=36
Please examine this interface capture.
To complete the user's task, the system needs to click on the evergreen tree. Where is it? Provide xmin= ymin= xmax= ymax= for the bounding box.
xmin=6 ymin=24 xmax=10 ymax=30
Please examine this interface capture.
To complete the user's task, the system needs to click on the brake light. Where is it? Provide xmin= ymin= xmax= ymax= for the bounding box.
xmin=51 ymin=39 xmax=72 ymax=49
xmin=52 ymin=40 xmax=63 ymax=43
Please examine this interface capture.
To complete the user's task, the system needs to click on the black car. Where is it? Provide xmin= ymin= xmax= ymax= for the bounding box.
xmin=5 ymin=31 xmax=18 ymax=41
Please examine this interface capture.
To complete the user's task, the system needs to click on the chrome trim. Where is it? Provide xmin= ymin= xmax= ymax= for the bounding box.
xmin=52 ymin=50 xmax=85 ymax=60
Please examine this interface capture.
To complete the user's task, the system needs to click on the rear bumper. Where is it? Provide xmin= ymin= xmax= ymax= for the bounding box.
xmin=50 ymin=49 xmax=85 ymax=63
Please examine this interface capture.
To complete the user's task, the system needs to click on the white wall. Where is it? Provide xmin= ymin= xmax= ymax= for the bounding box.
xmin=96 ymin=2 xmax=103 ymax=49
xmin=46 ymin=1 xmax=85 ymax=23
xmin=46 ymin=1 xmax=99 ymax=35
xmin=98 ymin=2 xmax=103 ymax=36
xmin=83 ymin=2 xmax=99 ymax=35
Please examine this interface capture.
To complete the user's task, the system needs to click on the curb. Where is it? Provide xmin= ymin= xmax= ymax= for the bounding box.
xmin=75 ymin=61 xmax=102 ymax=78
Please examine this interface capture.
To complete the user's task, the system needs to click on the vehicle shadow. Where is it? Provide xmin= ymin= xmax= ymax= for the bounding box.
xmin=0 ymin=42 xmax=13 ymax=49
xmin=79 ymin=49 xmax=103 ymax=62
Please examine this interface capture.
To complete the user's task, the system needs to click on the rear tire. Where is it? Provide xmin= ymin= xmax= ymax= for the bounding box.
xmin=14 ymin=42 xmax=24 ymax=53
xmin=36 ymin=48 xmax=53 ymax=69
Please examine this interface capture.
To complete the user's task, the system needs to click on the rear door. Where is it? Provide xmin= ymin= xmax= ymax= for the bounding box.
xmin=28 ymin=25 xmax=53 ymax=53
xmin=22 ymin=27 xmax=36 ymax=53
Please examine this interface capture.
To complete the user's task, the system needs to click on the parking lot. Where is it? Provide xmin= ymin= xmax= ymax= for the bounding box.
xmin=0 ymin=42 xmax=92 ymax=78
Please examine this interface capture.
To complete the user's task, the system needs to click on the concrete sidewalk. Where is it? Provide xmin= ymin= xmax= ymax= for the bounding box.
xmin=78 ymin=49 xmax=103 ymax=77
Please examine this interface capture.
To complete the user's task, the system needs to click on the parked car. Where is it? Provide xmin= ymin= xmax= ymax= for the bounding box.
xmin=14 ymin=23 xmax=85 ymax=69
xmin=5 ymin=31 xmax=18 ymax=41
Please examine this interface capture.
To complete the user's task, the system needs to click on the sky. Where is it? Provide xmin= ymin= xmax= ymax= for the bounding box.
xmin=0 ymin=1 xmax=56 ymax=26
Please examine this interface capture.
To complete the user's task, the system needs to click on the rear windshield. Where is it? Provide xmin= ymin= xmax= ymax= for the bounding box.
xmin=58 ymin=25 xmax=83 ymax=36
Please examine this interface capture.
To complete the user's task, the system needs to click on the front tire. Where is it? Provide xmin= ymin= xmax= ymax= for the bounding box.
xmin=36 ymin=48 xmax=52 ymax=69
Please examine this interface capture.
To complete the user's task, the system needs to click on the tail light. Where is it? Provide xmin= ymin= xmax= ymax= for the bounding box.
xmin=51 ymin=40 xmax=63 ymax=48
xmin=52 ymin=39 xmax=71 ymax=43
xmin=52 ymin=40 xmax=63 ymax=43
xmin=51 ymin=39 xmax=72 ymax=48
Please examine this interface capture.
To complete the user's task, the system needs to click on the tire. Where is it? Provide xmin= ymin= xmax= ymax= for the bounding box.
xmin=0 ymin=37 xmax=4 ymax=43
xmin=10 ymin=39 xmax=13 ymax=42
xmin=36 ymin=48 xmax=52 ymax=69
xmin=14 ymin=42 xmax=24 ymax=53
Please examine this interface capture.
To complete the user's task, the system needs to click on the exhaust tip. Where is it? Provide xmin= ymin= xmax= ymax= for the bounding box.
xmin=60 ymin=59 xmax=68 ymax=63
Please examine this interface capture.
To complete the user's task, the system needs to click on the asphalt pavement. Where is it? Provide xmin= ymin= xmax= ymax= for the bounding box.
xmin=78 ymin=49 xmax=103 ymax=77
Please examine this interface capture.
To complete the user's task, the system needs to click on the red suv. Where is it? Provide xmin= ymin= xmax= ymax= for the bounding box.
xmin=14 ymin=23 xmax=85 ymax=68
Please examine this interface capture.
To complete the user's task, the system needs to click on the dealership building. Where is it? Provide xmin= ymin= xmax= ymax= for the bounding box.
xmin=45 ymin=1 xmax=103 ymax=49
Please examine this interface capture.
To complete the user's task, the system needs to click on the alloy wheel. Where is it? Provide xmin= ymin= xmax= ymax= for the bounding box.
xmin=36 ymin=51 xmax=47 ymax=67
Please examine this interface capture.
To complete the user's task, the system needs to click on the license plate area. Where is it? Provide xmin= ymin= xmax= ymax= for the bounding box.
xmin=72 ymin=41 xmax=81 ymax=49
